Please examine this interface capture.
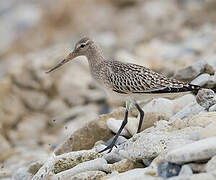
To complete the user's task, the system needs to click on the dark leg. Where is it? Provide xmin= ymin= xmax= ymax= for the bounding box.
xmin=135 ymin=103 xmax=144 ymax=133
xmin=99 ymin=110 xmax=129 ymax=153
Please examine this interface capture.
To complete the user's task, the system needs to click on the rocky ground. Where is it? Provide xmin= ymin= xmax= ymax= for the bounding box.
xmin=1 ymin=0 xmax=216 ymax=180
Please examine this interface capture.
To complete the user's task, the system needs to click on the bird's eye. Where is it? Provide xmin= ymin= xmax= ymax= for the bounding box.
xmin=80 ymin=44 xmax=85 ymax=48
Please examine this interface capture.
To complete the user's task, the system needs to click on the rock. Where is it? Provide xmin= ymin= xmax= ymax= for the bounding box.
xmin=106 ymin=168 xmax=164 ymax=180
xmin=200 ymin=121 xmax=216 ymax=139
xmin=126 ymin=112 xmax=169 ymax=136
xmin=190 ymin=73 xmax=210 ymax=86
xmin=28 ymin=161 xmax=44 ymax=175
xmin=166 ymin=137 xmax=216 ymax=164
xmin=143 ymin=98 xmax=175 ymax=118
xmin=168 ymin=173 xmax=216 ymax=180
xmin=101 ymin=146 xmax=124 ymax=163
xmin=105 ymin=136 xmax=127 ymax=147
xmin=169 ymin=102 xmax=205 ymax=123
xmin=107 ymin=118 xmax=130 ymax=137
xmin=54 ymin=113 xmax=113 ymax=155
xmin=119 ymin=124 xmax=196 ymax=161
xmin=53 ymin=150 xmax=101 ymax=174
xmin=179 ymin=165 xmax=193 ymax=176
xmin=51 ymin=158 xmax=107 ymax=180
xmin=174 ymin=60 xmax=214 ymax=81
xmin=0 ymin=135 xmax=13 ymax=161
xmin=70 ymin=170 xmax=106 ymax=180
xmin=172 ymin=94 xmax=196 ymax=114
xmin=196 ymin=89 xmax=216 ymax=109
xmin=187 ymin=112 xmax=216 ymax=128
xmin=103 ymin=159 xmax=136 ymax=173
xmin=206 ymin=155 xmax=216 ymax=172
xmin=157 ymin=161 xmax=181 ymax=178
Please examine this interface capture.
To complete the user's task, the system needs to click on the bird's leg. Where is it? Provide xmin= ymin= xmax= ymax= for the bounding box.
xmin=135 ymin=103 xmax=144 ymax=133
xmin=99 ymin=101 xmax=131 ymax=153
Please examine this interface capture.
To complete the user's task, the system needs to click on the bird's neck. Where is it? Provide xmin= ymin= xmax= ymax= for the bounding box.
xmin=86 ymin=44 xmax=105 ymax=68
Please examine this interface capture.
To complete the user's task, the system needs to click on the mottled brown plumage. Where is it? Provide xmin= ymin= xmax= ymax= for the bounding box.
xmin=47 ymin=37 xmax=200 ymax=153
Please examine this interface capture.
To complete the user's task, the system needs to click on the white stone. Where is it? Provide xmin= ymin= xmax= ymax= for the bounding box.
xmin=166 ymin=137 xmax=216 ymax=164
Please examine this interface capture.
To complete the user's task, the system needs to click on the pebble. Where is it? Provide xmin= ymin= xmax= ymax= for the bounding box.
xmin=105 ymin=168 xmax=164 ymax=180
xmin=120 ymin=126 xmax=195 ymax=161
xmin=174 ymin=60 xmax=214 ymax=81
xmin=51 ymin=158 xmax=107 ymax=180
xmin=53 ymin=150 xmax=101 ymax=174
xmin=70 ymin=170 xmax=106 ymax=180
xmin=196 ymin=89 xmax=216 ymax=109
xmin=166 ymin=137 xmax=216 ymax=164
xmin=190 ymin=73 xmax=210 ymax=86
xmin=168 ymin=173 xmax=216 ymax=180
xmin=157 ymin=161 xmax=181 ymax=178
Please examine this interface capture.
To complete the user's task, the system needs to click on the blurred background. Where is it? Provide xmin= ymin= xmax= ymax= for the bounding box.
xmin=0 ymin=0 xmax=216 ymax=177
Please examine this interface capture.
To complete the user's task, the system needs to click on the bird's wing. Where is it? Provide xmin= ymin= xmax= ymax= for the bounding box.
xmin=105 ymin=61 xmax=195 ymax=94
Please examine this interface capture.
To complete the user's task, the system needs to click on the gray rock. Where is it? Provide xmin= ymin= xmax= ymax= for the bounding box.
xmin=166 ymin=137 xmax=216 ymax=164
xmin=169 ymin=102 xmax=205 ymax=123
xmin=190 ymin=73 xmax=210 ymax=86
xmin=168 ymin=173 xmax=216 ymax=180
xmin=12 ymin=167 xmax=32 ymax=180
xmin=70 ymin=170 xmax=106 ymax=180
xmin=187 ymin=163 xmax=206 ymax=173
xmin=174 ymin=60 xmax=214 ymax=81
xmin=196 ymin=89 xmax=216 ymax=109
xmin=51 ymin=158 xmax=107 ymax=180
xmin=119 ymin=125 xmax=196 ymax=161
xmin=105 ymin=168 xmax=164 ymax=180
xmin=158 ymin=161 xmax=181 ymax=178
xmin=179 ymin=165 xmax=193 ymax=176
xmin=206 ymin=73 xmax=216 ymax=89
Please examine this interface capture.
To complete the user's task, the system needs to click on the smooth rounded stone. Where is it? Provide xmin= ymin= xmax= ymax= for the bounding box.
xmin=174 ymin=60 xmax=214 ymax=81
xmin=200 ymin=121 xmax=216 ymax=139
xmin=209 ymin=104 xmax=216 ymax=112
xmin=196 ymin=89 xmax=216 ymax=109
xmin=172 ymin=94 xmax=196 ymax=114
xmin=206 ymin=155 xmax=216 ymax=172
xmin=106 ymin=168 xmax=164 ymax=180
xmin=106 ymin=118 xmax=131 ymax=137
xmin=54 ymin=113 xmax=113 ymax=155
xmin=187 ymin=112 xmax=216 ymax=128
xmin=178 ymin=165 xmax=193 ymax=176
xmin=190 ymin=73 xmax=210 ymax=86
xmin=103 ymin=159 xmax=136 ymax=173
xmin=158 ymin=161 xmax=181 ymax=178
xmin=70 ymin=170 xmax=106 ymax=180
xmin=53 ymin=150 xmax=101 ymax=174
xmin=169 ymin=102 xmax=205 ymax=124
xmin=119 ymin=127 xmax=195 ymax=161
xmin=168 ymin=173 xmax=216 ymax=180
xmin=165 ymin=137 xmax=216 ymax=164
xmin=143 ymin=98 xmax=175 ymax=118
xmin=51 ymin=158 xmax=107 ymax=180
xmin=126 ymin=113 xmax=169 ymax=136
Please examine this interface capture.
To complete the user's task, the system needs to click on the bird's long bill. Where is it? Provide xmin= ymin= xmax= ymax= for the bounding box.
xmin=46 ymin=53 xmax=75 ymax=73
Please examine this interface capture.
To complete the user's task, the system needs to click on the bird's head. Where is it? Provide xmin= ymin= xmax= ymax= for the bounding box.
xmin=46 ymin=37 xmax=93 ymax=73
